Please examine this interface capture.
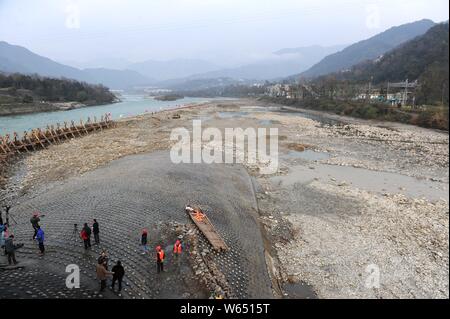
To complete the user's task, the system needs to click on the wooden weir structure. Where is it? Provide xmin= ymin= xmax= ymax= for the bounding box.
xmin=0 ymin=113 xmax=114 ymax=167
xmin=186 ymin=206 xmax=229 ymax=252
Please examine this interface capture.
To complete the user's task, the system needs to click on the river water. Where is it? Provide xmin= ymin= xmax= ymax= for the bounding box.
xmin=0 ymin=94 xmax=213 ymax=136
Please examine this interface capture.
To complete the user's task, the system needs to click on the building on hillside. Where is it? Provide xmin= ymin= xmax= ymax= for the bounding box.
xmin=266 ymin=83 xmax=316 ymax=100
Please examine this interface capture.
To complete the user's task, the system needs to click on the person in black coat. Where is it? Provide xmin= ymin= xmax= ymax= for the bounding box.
xmin=92 ymin=219 xmax=100 ymax=244
xmin=111 ymin=260 xmax=125 ymax=292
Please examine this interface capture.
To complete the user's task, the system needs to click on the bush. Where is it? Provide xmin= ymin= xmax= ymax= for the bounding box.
xmin=22 ymin=94 xmax=34 ymax=103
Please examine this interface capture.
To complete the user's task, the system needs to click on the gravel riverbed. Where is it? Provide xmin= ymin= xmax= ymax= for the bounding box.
xmin=1 ymin=98 xmax=448 ymax=299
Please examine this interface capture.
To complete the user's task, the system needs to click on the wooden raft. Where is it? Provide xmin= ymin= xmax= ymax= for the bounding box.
xmin=0 ymin=114 xmax=113 ymax=163
xmin=186 ymin=206 xmax=229 ymax=252
xmin=0 ymin=113 xmax=114 ymax=180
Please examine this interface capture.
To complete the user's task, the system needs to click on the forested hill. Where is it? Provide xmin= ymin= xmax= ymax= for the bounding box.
xmin=300 ymin=19 xmax=435 ymax=78
xmin=331 ymin=22 xmax=449 ymax=106
xmin=0 ymin=72 xmax=116 ymax=105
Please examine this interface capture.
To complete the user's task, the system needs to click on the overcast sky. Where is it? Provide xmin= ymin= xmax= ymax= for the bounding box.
xmin=0 ymin=0 xmax=448 ymax=67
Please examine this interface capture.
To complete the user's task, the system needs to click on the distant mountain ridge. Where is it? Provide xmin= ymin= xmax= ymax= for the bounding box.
xmin=0 ymin=19 xmax=440 ymax=90
xmin=127 ymin=58 xmax=221 ymax=82
xmin=0 ymin=41 xmax=152 ymax=89
xmin=172 ymin=45 xmax=346 ymax=82
xmin=0 ymin=41 xmax=88 ymax=81
xmin=299 ymin=19 xmax=436 ymax=79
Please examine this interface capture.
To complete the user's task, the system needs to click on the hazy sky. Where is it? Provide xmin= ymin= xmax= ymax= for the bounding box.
xmin=0 ymin=0 xmax=448 ymax=67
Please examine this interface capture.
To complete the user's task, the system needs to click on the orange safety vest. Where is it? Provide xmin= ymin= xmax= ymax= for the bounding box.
xmin=173 ymin=242 xmax=182 ymax=254
xmin=157 ymin=250 xmax=165 ymax=262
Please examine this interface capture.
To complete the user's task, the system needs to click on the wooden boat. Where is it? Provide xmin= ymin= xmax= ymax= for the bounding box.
xmin=186 ymin=205 xmax=229 ymax=252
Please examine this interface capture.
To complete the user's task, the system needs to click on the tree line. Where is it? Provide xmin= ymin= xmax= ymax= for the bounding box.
xmin=0 ymin=73 xmax=116 ymax=104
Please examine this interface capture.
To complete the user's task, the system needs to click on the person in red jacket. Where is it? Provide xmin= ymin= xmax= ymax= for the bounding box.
xmin=80 ymin=228 xmax=90 ymax=249
xmin=156 ymin=246 xmax=165 ymax=273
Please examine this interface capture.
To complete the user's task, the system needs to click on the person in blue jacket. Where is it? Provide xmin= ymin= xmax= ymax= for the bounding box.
xmin=36 ymin=225 xmax=45 ymax=255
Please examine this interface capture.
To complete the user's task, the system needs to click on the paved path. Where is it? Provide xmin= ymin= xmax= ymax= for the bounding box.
xmin=0 ymin=151 xmax=272 ymax=299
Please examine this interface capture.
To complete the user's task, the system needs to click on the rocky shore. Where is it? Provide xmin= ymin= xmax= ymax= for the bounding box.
xmin=0 ymin=99 xmax=119 ymax=116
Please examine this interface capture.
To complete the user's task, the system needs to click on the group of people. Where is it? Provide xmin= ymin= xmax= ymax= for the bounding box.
xmin=93 ymin=228 xmax=184 ymax=293
xmin=79 ymin=219 xmax=100 ymax=249
xmin=95 ymin=251 xmax=125 ymax=293
xmin=0 ymin=207 xmax=45 ymax=266
xmin=141 ymin=229 xmax=183 ymax=274
xmin=1 ymin=207 xmax=186 ymax=294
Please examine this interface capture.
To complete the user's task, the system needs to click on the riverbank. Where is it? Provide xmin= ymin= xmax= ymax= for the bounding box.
xmin=1 ymin=98 xmax=448 ymax=299
xmin=0 ymin=100 xmax=121 ymax=116
xmin=260 ymin=96 xmax=449 ymax=131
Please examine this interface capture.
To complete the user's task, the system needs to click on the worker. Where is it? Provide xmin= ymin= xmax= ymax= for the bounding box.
xmin=30 ymin=212 xmax=40 ymax=240
xmin=35 ymin=225 xmax=45 ymax=255
xmin=5 ymin=234 xmax=23 ymax=265
xmin=173 ymin=238 xmax=183 ymax=265
xmin=141 ymin=229 xmax=148 ymax=255
xmin=156 ymin=246 xmax=165 ymax=274
xmin=0 ymin=224 xmax=8 ymax=255
xmin=4 ymin=205 xmax=10 ymax=226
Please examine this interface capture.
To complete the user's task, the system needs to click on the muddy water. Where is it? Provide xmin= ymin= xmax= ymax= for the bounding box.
xmin=217 ymin=111 xmax=249 ymax=119
xmin=271 ymin=163 xmax=448 ymax=202
xmin=218 ymin=106 xmax=448 ymax=201
xmin=282 ymin=282 xmax=317 ymax=299
xmin=283 ymin=150 xmax=331 ymax=161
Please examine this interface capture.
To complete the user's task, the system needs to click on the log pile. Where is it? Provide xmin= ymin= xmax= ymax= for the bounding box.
xmin=0 ymin=113 xmax=114 ymax=169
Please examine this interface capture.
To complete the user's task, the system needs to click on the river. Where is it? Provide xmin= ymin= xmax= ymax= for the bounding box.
xmin=0 ymin=94 xmax=213 ymax=136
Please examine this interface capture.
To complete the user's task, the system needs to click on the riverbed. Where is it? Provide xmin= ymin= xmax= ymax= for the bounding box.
xmin=1 ymin=98 xmax=448 ymax=299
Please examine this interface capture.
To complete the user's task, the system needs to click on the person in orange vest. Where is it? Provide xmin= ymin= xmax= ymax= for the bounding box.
xmin=173 ymin=239 xmax=182 ymax=265
xmin=173 ymin=239 xmax=182 ymax=254
xmin=156 ymin=246 xmax=165 ymax=273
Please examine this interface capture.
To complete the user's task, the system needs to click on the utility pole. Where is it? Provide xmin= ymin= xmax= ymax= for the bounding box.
xmin=386 ymin=82 xmax=390 ymax=104
xmin=367 ymin=76 xmax=373 ymax=102
xmin=403 ymin=79 xmax=409 ymax=107
xmin=442 ymin=81 xmax=446 ymax=106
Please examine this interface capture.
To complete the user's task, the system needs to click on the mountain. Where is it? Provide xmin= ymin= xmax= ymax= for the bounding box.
xmin=330 ymin=22 xmax=449 ymax=105
xmin=127 ymin=58 xmax=220 ymax=81
xmin=83 ymin=68 xmax=154 ymax=89
xmin=62 ymin=57 xmax=134 ymax=70
xmin=273 ymin=44 xmax=346 ymax=56
xmin=299 ymin=19 xmax=436 ymax=78
xmin=0 ymin=41 xmax=89 ymax=81
xmin=174 ymin=45 xmax=346 ymax=82
xmin=160 ymin=77 xmax=250 ymax=91
xmin=0 ymin=41 xmax=153 ymax=89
